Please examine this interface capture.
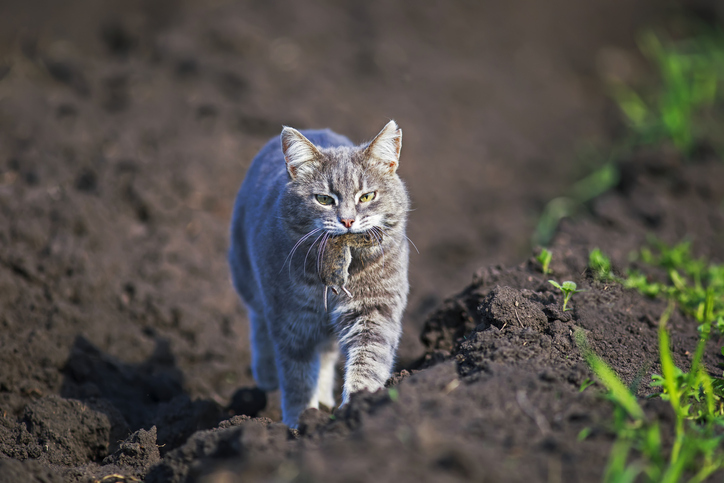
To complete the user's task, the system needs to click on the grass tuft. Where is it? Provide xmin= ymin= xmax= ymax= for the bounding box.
xmin=611 ymin=29 xmax=724 ymax=155
xmin=532 ymin=26 xmax=724 ymax=248
xmin=536 ymin=248 xmax=553 ymax=275
xmin=624 ymin=239 xmax=724 ymax=334
xmin=589 ymin=248 xmax=614 ymax=281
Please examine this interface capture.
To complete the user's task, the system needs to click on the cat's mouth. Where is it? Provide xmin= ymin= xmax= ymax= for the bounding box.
xmin=327 ymin=227 xmax=378 ymax=239
xmin=325 ymin=226 xmax=363 ymax=236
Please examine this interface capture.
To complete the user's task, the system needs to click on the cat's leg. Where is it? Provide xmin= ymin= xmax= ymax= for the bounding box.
xmin=275 ymin=343 xmax=321 ymax=428
xmin=336 ymin=305 xmax=402 ymax=404
xmin=273 ymin=312 xmax=329 ymax=427
xmin=248 ymin=309 xmax=278 ymax=391
xmin=315 ymin=339 xmax=339 ymax=409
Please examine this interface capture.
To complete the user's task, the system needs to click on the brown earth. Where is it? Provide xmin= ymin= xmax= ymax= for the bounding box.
xmin=0 ymin=1 xmax=723 ymax=482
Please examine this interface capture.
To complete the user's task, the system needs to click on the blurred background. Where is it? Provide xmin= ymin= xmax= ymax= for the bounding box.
xmin=1 ymin=0 xmax=723 ymax=408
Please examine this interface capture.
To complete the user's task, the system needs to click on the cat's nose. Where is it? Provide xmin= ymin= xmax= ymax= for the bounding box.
xmin=339 ymin=218 xmax=355 ymax=229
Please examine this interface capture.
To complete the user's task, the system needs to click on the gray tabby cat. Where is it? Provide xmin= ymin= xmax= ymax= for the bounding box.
xmin=229 ymin=121 xmax=410 ymax=427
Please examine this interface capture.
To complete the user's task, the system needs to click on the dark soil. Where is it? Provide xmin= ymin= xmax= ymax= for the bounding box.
xmin=1 ymin=1 xmax=724 ymax=482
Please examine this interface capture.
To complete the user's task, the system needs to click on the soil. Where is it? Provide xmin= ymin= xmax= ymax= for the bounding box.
xmin=1 ymin=1 xmax=724 ymax=482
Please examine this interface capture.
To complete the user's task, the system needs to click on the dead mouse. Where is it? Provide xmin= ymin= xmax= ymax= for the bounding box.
xmin=319 ymin=232 xmax=380 ymax=311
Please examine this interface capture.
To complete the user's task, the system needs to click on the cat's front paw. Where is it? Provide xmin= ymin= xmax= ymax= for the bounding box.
xmin=317 ymin=393 xmax=335 ymax=410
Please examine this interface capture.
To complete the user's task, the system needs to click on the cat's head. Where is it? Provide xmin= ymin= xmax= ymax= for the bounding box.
xmin=280 ymin=121 xmax=408 ymax=236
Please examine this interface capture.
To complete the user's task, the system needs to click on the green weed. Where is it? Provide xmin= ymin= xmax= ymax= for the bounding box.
xmin=589 ymin=248 xmax=614 ymax=280
xmin=580 ymin=378 xmax=595 ymax=392
xmin=532 ymin=27 xmax=724 ymax=248
xmin=610 ymin=30 xmax=724 ymax=154
xmin=537 ymin=248 xmax=553 ymax=275
xmin=624 ymin=240 xmax=724 ymax=333
xmin=575 ymin=304 xmax=724 ymax=482
xmin=548 ymin=280 xmax=584 ymax=312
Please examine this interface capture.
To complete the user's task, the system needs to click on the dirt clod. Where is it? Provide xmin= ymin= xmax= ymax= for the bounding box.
xmin=102 ymin=426 xmax=161 ymax=477
xmin=3 ymin=396 xmax=113 ymax=466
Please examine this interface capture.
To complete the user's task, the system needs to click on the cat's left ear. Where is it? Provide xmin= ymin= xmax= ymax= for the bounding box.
xmin=364 ymin=120 xmax=402 ymax=175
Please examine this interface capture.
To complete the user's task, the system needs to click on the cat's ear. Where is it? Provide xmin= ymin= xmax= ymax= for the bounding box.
xmin=364 ymin=120 xmax=402 ymax=175
xmin=281 ymin=127 xmax=322 ymax=179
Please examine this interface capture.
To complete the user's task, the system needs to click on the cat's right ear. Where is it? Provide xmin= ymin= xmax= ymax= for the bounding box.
xmin=281 ymin=127 xmax=322 ymax=180
xmin=364 ymin=120 xmax=402 ymax=175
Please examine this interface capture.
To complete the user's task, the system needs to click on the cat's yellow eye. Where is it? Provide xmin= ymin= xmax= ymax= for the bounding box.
xmin=359 ymin=191 xmax=376 ymax=203
xmin=315 ymin=194 xmax=334 ymax=206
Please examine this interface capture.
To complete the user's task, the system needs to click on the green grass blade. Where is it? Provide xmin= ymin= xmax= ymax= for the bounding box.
xmin=688 ymin=461 xmax=724 ymax=483
xmin=661 ymin=449 xmax=689 ymax=483
xmin=569 ymin=163 xmax=621 ymax=203
xmin=658 ymin=302 xmax=680 ymax=414
xmin=575 ymin=329 xmax=644 ymax=421
xmin=603 ymin=438 xmax=637 ymax=483
xmin=658 ymin=301 xmax=687 ymax=465
xmin=697 ymin=369 xmax=716 ymax=421
xmin=687 ymin=334 xmax=709 ymax=393
xmin=586 ymin=352 xmax=644 ymax=421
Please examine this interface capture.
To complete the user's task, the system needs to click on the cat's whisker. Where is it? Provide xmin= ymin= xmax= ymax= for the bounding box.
xmin=281 ymin=227 xmax=322 ymax=276
xmin=304 ymin=230 xmax=328 ymax=277
xmin=317 ymin=232 xmax=332 ymax=276
xmin=316 ymin=235 xmax=324 ymax=275
xmin=403 ymin=234 xmax=420 ymax=254
xmin=377 ymin=225 xmax=419 ymax=254
xmin=374 ymin=226 xmax=394 ymax=247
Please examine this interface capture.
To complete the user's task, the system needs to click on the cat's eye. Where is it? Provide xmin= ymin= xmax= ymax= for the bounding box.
xmin=315 ymin=194 xmax=335 ymax=206
xmin=359 ymin=191 xmax=376 ymax=203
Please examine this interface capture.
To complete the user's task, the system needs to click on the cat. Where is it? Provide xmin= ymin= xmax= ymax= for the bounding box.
xmin=228 ymin=120 xmax=410 ymax=427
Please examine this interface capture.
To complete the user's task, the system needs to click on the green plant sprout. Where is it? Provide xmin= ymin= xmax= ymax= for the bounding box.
xmin=575 ymin=305 xmax=724 ymax=483
xmin=624 ymin=240 xmax=724 ymax=335
xmin=536 ymin=248 xmax=552 ymax=275
xmin=548 ymin=280 xmax=584 ymax=311
xmin=577 ymin=427 xmax=591 ymax=442
xmin=579 ymin=378 xmax=595 ymax=393
xmin=589 ymin=248 xmax=613 ymax=280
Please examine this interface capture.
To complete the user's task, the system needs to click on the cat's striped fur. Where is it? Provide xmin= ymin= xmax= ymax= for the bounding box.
xmin=229 ymin=121 xmax=410 ymax=427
